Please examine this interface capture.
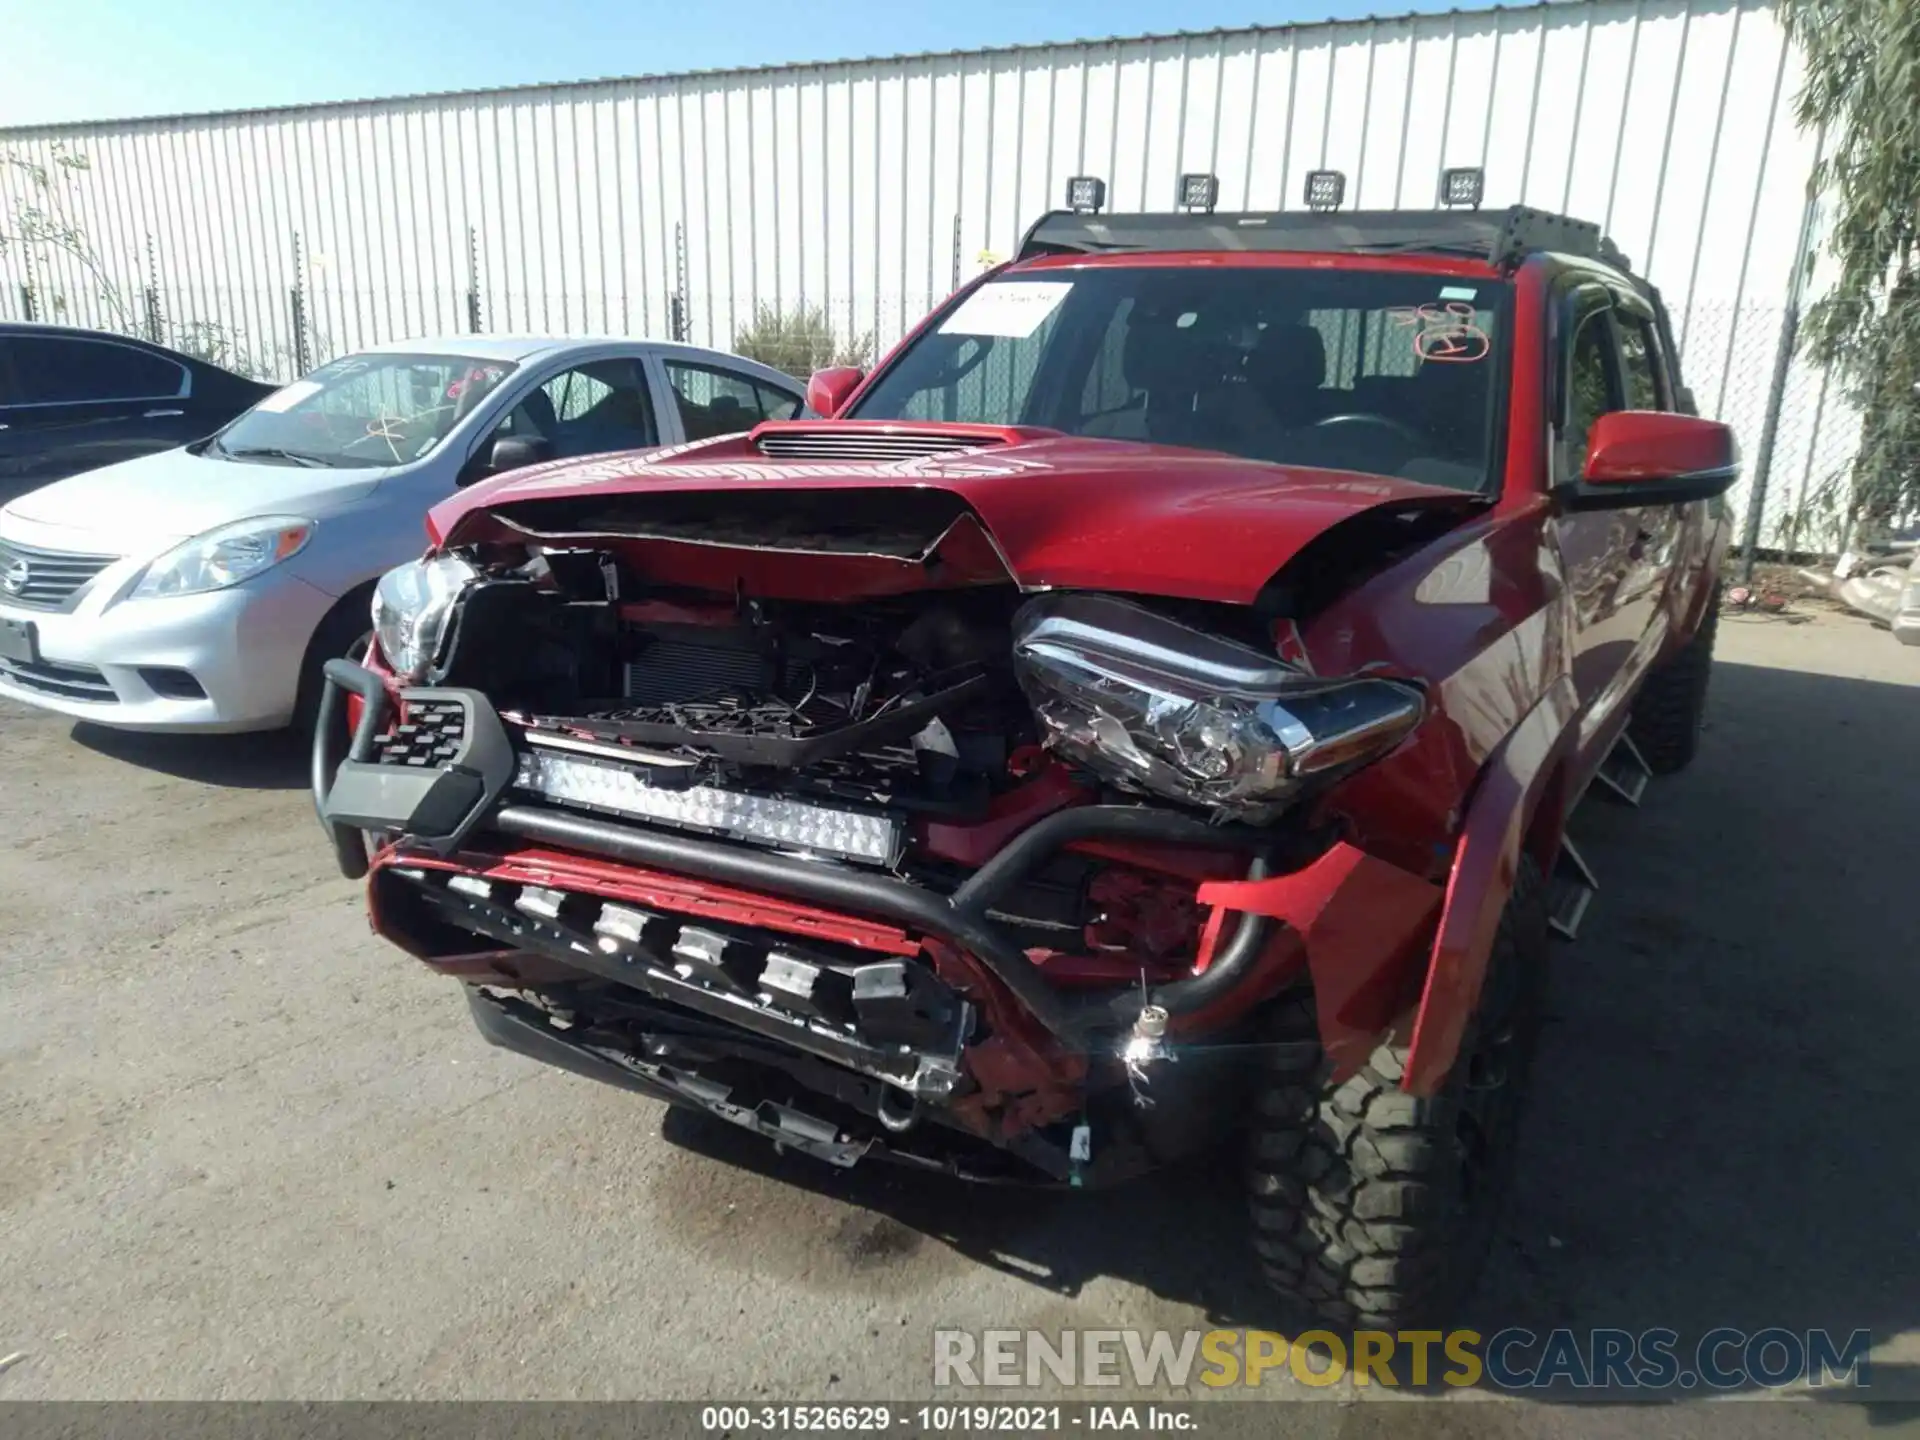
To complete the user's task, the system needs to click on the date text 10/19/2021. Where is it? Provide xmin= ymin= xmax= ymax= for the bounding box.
xmin=699 ymin=1407 xmax=1194 ymax=1431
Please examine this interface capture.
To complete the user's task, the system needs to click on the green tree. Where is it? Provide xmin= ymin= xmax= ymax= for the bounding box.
xmin=0 ymin=141 xmax=138 ymax=331
xmin=0 ymin=143 xmax=291 ymax=379
xmin=732 ymin=302 xmax=873 ymax=378
xmin=1780 ymin=0 xmax=1920 ymax=525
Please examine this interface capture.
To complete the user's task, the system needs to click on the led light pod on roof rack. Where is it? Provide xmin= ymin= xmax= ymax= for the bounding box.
xmin=1065 ymin=176 xmax=1107 ymax=215
xmin=1304 ymin=170 xmax=1346 ymax=212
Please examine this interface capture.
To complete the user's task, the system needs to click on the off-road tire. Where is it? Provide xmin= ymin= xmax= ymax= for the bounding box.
xmin=1628 ymin=586 xmax=1719 ymax=775
xmin=1245 ymin=857 xmax=1548 ymax=1329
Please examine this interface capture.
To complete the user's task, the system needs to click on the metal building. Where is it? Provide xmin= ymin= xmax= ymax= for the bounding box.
xmin=0 ymin=0 xmax=1850 ymax=546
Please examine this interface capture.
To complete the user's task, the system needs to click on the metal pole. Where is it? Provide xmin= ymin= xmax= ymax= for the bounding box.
xmin=1739 ymin=172 xmax=1823 ymax=584
xmin=466 ymin=225 xmax=483 ymax=333
xmin=671 ymin=221 xmax=688 ymax=342
xmin=289 ymin=232 xmax=312 ymax=375
xmin=144 ymin=233 xmax=163 ymax=342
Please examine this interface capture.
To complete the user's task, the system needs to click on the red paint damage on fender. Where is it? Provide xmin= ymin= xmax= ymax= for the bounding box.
xmin=1191 ymin=843 xmax=1443 ymax=1075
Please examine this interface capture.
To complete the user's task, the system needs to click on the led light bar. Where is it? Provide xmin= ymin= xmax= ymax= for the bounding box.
xmin=514 ymin=750 xmax=906 ymax=867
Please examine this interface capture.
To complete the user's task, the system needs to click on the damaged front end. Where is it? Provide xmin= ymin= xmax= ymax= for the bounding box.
xmin=314 ymin=484 xmax=1437 ymax=1186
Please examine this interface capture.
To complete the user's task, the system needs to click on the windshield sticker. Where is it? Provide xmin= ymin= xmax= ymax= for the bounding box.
xmin=253 ymin=379 xmax=324 ymax=413
xmin=939 ymin=281 xmax=1073 ymax=339
xmin=1438 ymin=285 xmax=1478 ymax=302
xmin=447 ymin=365 xmax=508 ymax=400
xmin=1390 ymin=302 xmax=1491 ymax=364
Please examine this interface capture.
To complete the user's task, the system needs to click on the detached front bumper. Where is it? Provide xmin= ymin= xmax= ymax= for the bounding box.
xmin=313 ymin=660 xmax=1451 ymax=1179
xmin=312 ymin=660 xmax=1307 ymax=1051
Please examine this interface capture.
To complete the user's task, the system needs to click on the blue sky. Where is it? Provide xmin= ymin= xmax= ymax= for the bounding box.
xmin=0 ymin=0 xmax=1463 ymax=127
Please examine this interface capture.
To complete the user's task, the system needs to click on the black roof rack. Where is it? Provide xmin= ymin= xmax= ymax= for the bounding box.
xmin=1016 ymin=204 xmax=1634 ymax=275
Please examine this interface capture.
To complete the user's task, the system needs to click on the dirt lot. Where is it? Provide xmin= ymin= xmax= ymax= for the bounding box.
xmin=2 ymin=608 xmax=1918 ymax=1427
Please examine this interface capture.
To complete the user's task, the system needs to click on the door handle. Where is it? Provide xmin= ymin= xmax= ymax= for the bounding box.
xmin=142 ymin=408 xmax=185 ymax=418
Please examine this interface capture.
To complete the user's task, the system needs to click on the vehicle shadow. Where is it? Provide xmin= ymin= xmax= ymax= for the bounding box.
xmin=660 ymin=653 xmax=1920 ymax=1401
xmin=67 ymin=721 xmax=310 ymax=791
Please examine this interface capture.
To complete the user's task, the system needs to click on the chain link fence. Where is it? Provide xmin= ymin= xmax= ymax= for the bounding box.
xmin=1 ymin=255 xmax=1883 ymax=561
xmin=1659 ymin=299 xmax=1865 ymax=559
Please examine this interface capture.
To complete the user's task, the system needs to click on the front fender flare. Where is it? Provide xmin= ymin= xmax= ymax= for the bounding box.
xmin=1402 ymin=675 xmax=1579 ymax=1095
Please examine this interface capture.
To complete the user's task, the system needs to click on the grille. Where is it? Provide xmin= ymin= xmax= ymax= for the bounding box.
xmin=0 ymin=656 xmax=115 ymax=702
xmin=0 ymin=537 xmax=120 ymax=612
xmin=754 ymin=428 xmax=1003 ymax=461
xmin=376 ymin=698 xmax=469 ymax=766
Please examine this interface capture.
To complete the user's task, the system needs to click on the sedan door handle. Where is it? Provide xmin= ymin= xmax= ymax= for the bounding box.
xmin=142 ymin=408 xmax=185 ymax=418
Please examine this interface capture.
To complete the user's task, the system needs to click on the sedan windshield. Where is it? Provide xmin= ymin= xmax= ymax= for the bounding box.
xmin=849 ymin=267 xmax=1509 ymax=491
xmin=210 ymin=353 xmax=517 ymax=469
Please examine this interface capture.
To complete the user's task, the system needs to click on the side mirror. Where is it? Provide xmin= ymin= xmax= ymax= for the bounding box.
xmin=488 ymin=434 xmax=551 ymax=474
xmin=805 ymin=366 xmax=865 ymax=419
xmin=1561 ymin=411 xmax=1740 ymax=512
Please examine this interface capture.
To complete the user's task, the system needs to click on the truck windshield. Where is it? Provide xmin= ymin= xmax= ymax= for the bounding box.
xmin=848 ymin=266 xmax=1510 ymax=492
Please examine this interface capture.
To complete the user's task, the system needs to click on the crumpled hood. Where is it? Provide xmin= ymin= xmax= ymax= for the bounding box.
xmin=2 ymin=445 xmax=384 ymax=552
xmin=430 ymin=424 xmax=1483 ymax=606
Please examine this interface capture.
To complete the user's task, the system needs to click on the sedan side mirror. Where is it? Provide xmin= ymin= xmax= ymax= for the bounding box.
xmin=805 ymin=366 xmax=865 ymax=419
xmin=1560 ymin=411 xmax=1740 ymax=512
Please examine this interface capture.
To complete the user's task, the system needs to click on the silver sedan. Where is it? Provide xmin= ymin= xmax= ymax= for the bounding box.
xmin=0 ymin=335 xmax=802 ymax=732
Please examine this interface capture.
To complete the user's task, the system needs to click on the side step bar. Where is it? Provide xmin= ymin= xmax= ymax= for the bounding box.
xmin=1548 ymin=837 xmax=1597 ymax=940
xmin=1591 ymin=732 xmax=1653 ymax=807
xmin=1549 ymin=729 xmax=1656 ymax=940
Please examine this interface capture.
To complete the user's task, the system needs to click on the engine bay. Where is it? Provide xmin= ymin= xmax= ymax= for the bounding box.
xmin=434 ymin=551 xmax=1041 ymax=827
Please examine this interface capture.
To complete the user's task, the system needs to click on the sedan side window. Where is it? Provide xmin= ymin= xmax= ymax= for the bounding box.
xmin=665 ymin=360 xmax=801 ymax=440
xmin=7 ymin=336 xmax=187 ymax=405
xmin=499 ymin=358 xmax=658 ymax=460
xmin=1560 ymin=301 xmax=1623 ymax=482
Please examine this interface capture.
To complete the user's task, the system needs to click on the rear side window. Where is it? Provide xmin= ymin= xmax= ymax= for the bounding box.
xmin=664 ymin=361 xmax=802 ymax=439
xmin=1561 ymin=302 xmax=1622 ymax=480
xmin=5 ymin=336 xmax=187 ymax=405
xmin=1617 ymin=316 xmax=1665 ymax=411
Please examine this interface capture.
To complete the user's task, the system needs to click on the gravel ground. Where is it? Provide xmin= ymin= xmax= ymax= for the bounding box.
xmin=1 ymin=607 xmax=1917 ymax=1432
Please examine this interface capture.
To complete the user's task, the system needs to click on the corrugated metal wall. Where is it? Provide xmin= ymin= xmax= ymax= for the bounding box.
xmin=0 ymin=0 xmax=1851 ymax=545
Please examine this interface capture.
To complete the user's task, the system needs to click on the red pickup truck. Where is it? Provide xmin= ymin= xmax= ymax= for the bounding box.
xmin=314 ymin=188 xmax=1733 ymax=1327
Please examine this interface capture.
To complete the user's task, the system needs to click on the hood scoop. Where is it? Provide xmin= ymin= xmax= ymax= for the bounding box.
xmin=751 ymin=423 xmax=1012 ymax=462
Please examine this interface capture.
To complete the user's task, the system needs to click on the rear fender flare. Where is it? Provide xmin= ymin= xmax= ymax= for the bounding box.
xmin=1402 ymin=675 xmax=1579 ymax=1095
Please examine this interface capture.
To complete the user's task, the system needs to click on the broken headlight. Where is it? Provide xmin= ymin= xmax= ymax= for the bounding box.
xmin=371 ymin=553 xmax=478 ymax=681
xmin=1011 ymin=593 xmax=1423 ymax=820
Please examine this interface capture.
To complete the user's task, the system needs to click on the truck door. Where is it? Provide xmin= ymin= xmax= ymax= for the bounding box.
xmin=1549 ymin=281 xmax=1658 ymax=745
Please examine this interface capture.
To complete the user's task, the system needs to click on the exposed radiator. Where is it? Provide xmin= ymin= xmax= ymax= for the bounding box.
xmin=623 ymin=639 xmax=774 ymax=705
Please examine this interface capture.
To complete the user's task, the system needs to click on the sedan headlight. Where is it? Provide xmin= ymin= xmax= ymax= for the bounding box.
xmin=132 ymin=515 xmax=314 ymax=599
xmin=371 ymin=553 xmax=478 ymax=680
xmin=1012 ymin=593 xmax=1423 ymax=821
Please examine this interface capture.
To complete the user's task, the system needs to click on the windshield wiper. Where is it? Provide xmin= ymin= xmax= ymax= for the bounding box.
xmin=217 ymin=445 xmax=336 ymax=469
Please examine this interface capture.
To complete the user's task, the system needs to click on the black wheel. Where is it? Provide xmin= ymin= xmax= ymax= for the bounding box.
xmin=1245 ymin=857 xmax=1548 ymax=1328
xmin=1628 ymin=587 xmax=1719 ymax=775
xmin=292 ymin=587 xmax=375 ymax=738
